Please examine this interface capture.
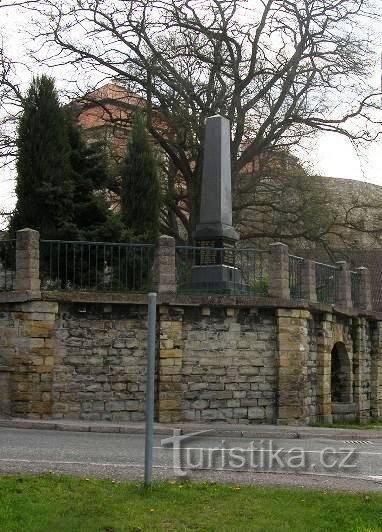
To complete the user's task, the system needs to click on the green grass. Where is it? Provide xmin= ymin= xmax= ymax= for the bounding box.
xmin=0 ymin=476 xmax=381 ymax=531
xmin=311 ymin=422 xmax=382 ymax=430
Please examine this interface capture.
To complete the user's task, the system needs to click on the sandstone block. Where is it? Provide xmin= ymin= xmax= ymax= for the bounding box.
xmin=160 ymin=348 xmax=183 ymax=359
xmin=159 ymin=399 xmax=182 ymax=410
xmin=239 ymin=367 xmax=259 ymax=376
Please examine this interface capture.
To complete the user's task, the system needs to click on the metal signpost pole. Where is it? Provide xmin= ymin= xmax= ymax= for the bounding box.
xmin=144 ymin=292 xmax=157 ymax=487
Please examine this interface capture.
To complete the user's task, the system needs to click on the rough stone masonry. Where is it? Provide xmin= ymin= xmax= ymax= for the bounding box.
xmin=0 ymin=286 xmax=380 ymax=425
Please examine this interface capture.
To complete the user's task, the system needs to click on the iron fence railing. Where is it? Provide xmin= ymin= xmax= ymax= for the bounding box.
xmin=0 ymin=239 xmax=16 ymax=291
xmin=315 ymin=261 xmax=339 ymax=304
xmin=176 ymin=246 xmax=269 ymax=295
xmin=351 ymin=271 xmax=361 ymax=307
xmin=339 ymin=250 xmax=381 ymax=311
xmin=40 ymin=240 xmax=154 ymax=292
xmin=289 ymin=255 xmax=304 ymax=299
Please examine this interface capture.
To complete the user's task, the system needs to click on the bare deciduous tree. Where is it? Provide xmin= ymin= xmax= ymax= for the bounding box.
xmin=21 ymin=0 xmax=382 ymax=244
xmin=0 ymin=43 xmax=22 ymax=167
xmin=0 ymin=0 xmax=34 ymax=169
xmin=0 ymin=2 xmax=25 ymax=227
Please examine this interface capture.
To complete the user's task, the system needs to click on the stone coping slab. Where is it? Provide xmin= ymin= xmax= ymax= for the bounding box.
xmin=0 ymin=290 xmax=378 ymax=319
xmin=40 ymin=291 xmax=379 ymax=318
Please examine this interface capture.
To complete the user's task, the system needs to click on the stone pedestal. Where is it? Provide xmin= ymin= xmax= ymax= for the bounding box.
xmin=191 ymin=264 xmax=243 ymax=294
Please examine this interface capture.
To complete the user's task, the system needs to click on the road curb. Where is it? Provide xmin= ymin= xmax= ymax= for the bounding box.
xmin=179 ymin=428 xmax=382 ymax=441
xmin=0 ymin=419 xmax=173 ymax=436
xmin=0 ymin=418 xmax=381 ymax=440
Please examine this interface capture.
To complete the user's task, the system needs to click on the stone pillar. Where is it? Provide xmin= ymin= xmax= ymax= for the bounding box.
xmin=302 ymin=259 xmax=317 ymax=303
xmin=336 ymin=261 xmax=351 ymax=307
xmin=353 ymin=317 xmax=361 ymax=420
xmin=371 ymin=321 xmax=382 ymax=421
xmin=15 ymin=228 xmax=41 ymax=293
xmin=353 ymin=317 xmax=371 ymax=424
xmin=276 ymin=309 xmax=311 ymax=425
xmin=269 ymin=243 xmax=290 ymax=299
xmin=12 ymin=301 xmax=58 ymax=419
xmin=356 ymin=267 xmax=372 ymax=311
xmin=316 ymin=313 xmax=333 ymax=424
xmin=153 ymin=235 xmax=176 ymax=297
xmin=158 ymin=306 xmax=184 ymax=422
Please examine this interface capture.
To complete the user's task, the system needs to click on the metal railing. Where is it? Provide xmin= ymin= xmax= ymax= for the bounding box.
xmin=315 ymin=262 xmax=339 ymax=304
xmin=289 ymin=255 xmax=304 ymax=299
xmin=176 ymin=246 xmax=269 ymax=295
xmin=0 ymin=240 xmax=16 ymax=291
xmin=40 ymin=240 xmax=154 ymax=292
xmin=351 ymin=271 xmax=361 ymax=307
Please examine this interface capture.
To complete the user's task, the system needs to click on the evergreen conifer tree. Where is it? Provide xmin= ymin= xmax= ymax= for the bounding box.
xmin=120 ymin=113 xmax=160 ymax=242
xmin=10 ymin=75 xmax=73 ymax=238
xmin=64 ymin=110 xmax=121 ymax=241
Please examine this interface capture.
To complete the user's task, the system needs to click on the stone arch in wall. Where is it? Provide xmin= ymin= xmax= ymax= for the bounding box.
xmin=331 ymin=342 xmax=352 ymax=404
xmin=316 ymin=315 xmax=356 ymax=424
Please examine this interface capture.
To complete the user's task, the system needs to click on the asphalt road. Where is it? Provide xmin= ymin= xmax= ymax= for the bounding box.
xmin=0 ymin=427 xmax=382 ymax=492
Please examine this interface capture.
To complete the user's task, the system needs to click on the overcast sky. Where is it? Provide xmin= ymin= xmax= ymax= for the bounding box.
xmin=1 ymin=3 xmax=382 ymax=220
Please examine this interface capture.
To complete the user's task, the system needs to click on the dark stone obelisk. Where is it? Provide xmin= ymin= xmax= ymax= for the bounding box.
xmin=195 ymin=115 xmax=239 ymax=242
xmin=192 ymin=115 xmax=241 ymax=292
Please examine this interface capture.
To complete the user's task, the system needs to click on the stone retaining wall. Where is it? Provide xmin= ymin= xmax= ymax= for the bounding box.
xmin=52 ymin=304 xmax=149 ymax=421
xmin=0 ymin=295 xmax=381 ymax=425
xmin=51 ymin=303 xmax=278 ymax=423
xmin=160 ymin=306 xmax=277 ymax=423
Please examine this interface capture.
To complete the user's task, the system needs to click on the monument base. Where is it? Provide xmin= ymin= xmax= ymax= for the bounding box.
xmin=193 ymin=222 xmax=240 ymax=243
xmin=181 ymin=264 xmax=248 ymax=295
